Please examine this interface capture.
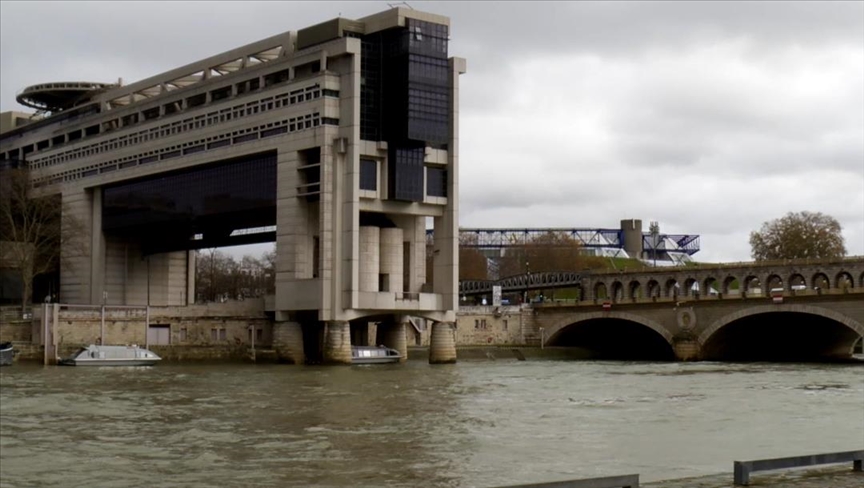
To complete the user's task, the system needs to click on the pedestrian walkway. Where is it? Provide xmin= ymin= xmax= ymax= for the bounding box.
xmin=643 ymin=465 xmax=862 ymax=487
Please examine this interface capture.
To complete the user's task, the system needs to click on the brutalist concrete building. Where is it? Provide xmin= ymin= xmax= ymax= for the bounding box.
xmin=0 ymin=7 xmax=466 ymax=363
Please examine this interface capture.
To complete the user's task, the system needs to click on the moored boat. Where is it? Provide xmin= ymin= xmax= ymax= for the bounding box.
xmin=58 ymin=344 xmax=161 ymax=366
xmin=0 ymin=342 xmax=14 ymax=366
xmin=351 ymin=345 xmax=402 ymax=364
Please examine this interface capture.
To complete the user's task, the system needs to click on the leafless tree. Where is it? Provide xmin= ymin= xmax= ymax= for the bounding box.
xmin=195 ymin=249 xmax=274 ymax=302
xmin=749 ymin=211 xmax=847 ymax=261
xmin=459 ymin=233 xmax=489 ymax=281
xmin=498 ymin=231 xmax=604 ymax=277
xmin=0 ymin=167 xmax=85 ymax=311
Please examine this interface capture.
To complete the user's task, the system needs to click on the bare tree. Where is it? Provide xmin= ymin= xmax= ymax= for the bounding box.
xmin=195 ymin=249 xmax=274 ymax=302
xmin=749 ymin=211 xmax=847 ymax=261
xmin=0 ymin=167 xmax=84 ymax=311
xmin=261 ymin=250 xmax=276 ymax=293
xmin=498 ymin=231 xmax=602 ymax=276
xmin=459 ymin=233 xmax=488 ymax=281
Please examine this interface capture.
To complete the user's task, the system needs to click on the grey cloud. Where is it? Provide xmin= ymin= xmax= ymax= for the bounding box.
xmin=425 ymin=1 xmax=864 ymax=71
xmin=1 ymin=1 xmax=861 ymax=261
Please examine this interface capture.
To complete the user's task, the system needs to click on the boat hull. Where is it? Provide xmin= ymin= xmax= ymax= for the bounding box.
xmin=351 ymin=346 xmax=402 ymax=365
xmin=0 ymin=347 xmax=13 ymax=366
xmin=352 ymin=356 xmax=401 ymax=365
xmin=58 ymin=358 xmax=160 ymax=367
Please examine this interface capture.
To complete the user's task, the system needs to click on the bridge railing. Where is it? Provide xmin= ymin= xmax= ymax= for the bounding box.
xmin=677 ymin=255 xmax=864 ymax=272
xmin=586 ymin=256 xmax=864 ymax=277
xmin=733 ymin=450 xmax=863 ymax=486
xmin=531 ymin=286 xmax=862 ymax=309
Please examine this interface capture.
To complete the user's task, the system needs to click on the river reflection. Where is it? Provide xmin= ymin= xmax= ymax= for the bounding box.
xmin=1 ymin=360 xmax=862 ymax=487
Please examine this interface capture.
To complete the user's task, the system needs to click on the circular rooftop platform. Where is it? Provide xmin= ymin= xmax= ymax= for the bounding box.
xmin=16 ymin=81 xmax=115 ymax=111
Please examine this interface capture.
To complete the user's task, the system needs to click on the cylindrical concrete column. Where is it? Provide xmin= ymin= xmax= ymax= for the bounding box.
xmin=359 ymin=226 xmax=380 ymax=292
xmin=382 ymin=321 xmax=408 ymax=362
xmin=429 ymin=321 xmax=457 ymax=364
xmin=379 ymin=228 xmax=404 ymax=294
xmin=620 ymin=219 xmax=643 ymax=259
xmin=323 ymin=320 xmax=352 ymax=364
xmin=273 ymin=321 xmax=305 ymax=365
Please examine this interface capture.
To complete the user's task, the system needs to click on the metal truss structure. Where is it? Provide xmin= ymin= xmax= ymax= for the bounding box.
xmin=642 ymin=234 xmax=701 ymax=256
xmin=460 ymin=271 xmax=582 ymax=296
xmin=103 ymin=43 xmax=289 ymax=110
xmin=426 ymin=228 xmax=701 ymax=257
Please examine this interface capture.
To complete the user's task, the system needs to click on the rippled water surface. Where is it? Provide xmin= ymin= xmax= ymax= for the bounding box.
xmin=1 ymin=360 xmax=862 ymax=487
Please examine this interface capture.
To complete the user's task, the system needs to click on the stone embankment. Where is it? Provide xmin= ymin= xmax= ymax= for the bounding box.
xmin=643 ymin=465 xmax=862 ymax=488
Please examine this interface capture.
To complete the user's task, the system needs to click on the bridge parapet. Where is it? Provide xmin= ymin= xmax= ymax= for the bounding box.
xmin=533 ymin=285 xmax=863 ymax=309
xmin=583 ymin=257 xmax=864 ymax=304
xmin=458 ymin=257 xmax=864 ymax=305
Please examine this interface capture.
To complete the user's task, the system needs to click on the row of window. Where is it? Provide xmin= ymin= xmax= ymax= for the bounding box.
xmin=21 ymin=84 xmax=337 ymax=170
xmin=33 ymin=112 xmax=331 ymax=187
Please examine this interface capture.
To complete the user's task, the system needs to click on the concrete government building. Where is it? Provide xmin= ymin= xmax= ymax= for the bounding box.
xmin=0 ymin=7 xmax=466 ymax=364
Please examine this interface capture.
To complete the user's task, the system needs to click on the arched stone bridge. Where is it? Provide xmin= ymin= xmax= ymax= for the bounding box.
xmin=524 ymin=258 xmax=864 ymax=362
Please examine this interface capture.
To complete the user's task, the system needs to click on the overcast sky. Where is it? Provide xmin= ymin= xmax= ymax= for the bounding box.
xmin=2 ymin=1 xmax=862 ymax=263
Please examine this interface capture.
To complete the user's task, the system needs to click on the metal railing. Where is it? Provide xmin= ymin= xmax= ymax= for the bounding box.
xmin=490 ymin=474 xmax=639 ymax=488
xmin=733 ymin=450 xmax=863 ymax=485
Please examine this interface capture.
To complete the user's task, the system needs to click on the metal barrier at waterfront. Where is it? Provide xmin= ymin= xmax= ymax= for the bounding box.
xmin=733 ymin=450 xmax=864 ymax=486
xmin=491 ymin=474 xmax=639 ymax=488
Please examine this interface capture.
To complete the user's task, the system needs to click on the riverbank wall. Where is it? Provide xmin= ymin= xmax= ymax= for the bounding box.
xmin=1 ymin=303 xmax=540 ymax=363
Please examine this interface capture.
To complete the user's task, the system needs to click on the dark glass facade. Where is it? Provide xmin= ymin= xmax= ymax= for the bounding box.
xmin=388 ymin=146 xmax=425 ymax=201
xmin=360 ymin=37 xmax=383 ymax=142
xmin=103 ymin=152 xmax=276 ymax=252
xmin=359 ymin=159 xmax=377 ymax=190
xmin=360 ymin=18 xmax=450 ymax=202
xmin=426 ymin=166 xmax=447 ymax=197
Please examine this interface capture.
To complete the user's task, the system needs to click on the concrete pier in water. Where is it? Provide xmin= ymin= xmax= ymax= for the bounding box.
xmin=429 ymin=321 xmax=457 ymax=364
xmin=323 ymin=321 xmax=352 ymax=365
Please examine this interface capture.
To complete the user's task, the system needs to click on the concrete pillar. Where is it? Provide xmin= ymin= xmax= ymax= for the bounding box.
xmin=186 ymin=250 xmax=196 ymax=305
xmin=359 ymin=226 xmax=380 ymax=292
xmin=103 ymin=236 xmax=126 ymax=305
xmin=429 ymin=321 xmax=456 ymax=364
xmin=143 ymin=251 xmax=189 ymax=306
xmin=620 ymin=219 xmax=643 ymax=259
xmin=323 ymin=320 xmax=352 ymax=364
xmin=380 ymin=227 xmax=403 ymax=294
xmin=273 ymin=321 xmax=305 ymax=364
xmin=89 ymin=188 xmax=105 ymax=304
xmin=381 ymin=319 xmax=408 ymax=362
xmin=60 ymin=189 xmax=98 ymax=303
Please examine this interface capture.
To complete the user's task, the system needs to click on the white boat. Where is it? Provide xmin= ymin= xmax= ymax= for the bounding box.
xmin=59 ymin=344 xmax=161 ymax=366
xmin=351 ymin=345 xmax=402 ymax=364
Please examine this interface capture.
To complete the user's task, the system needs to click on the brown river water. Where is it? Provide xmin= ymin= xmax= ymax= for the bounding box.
xmin=1 ymin=359 xmax=862 ymax=487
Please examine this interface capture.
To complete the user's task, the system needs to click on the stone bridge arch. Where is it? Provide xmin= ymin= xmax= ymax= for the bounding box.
xmin=545 ymin=311 xmax=675 ymax=346
xmin=698 ymin=304 xmax=864 ymax=360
